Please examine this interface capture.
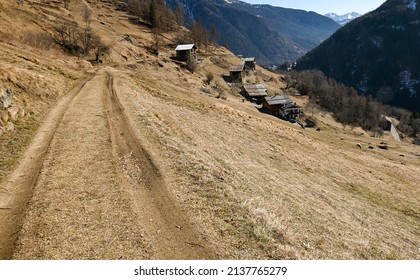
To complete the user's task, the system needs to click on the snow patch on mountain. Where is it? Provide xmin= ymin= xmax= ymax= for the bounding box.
xmin=372 ymin=36 xmax=384 ymax=48
xmin=392 ymin=24 xmax=406 ymax=30
xmin=400 ymin=70 xmax=419 ymax=98
xmin=357 ymin=75 xmax=369 ymax=94
xmin=406 ymin=0 xmax=417 ymax=10
xmin=324 ymin=12 xmax=361 ymax=25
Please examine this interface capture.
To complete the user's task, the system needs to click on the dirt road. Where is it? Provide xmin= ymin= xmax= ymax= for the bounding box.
xmin=0 ymin=69 xmax=214 ymax=259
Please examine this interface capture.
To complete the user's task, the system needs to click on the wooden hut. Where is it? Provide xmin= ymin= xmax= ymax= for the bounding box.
xmin=175 ymin=44 xmax=198 ymax=62
xmin=229 ymin=64 xmax=245 ymax=82
xmin=243 ymin=57 xmax=256 ymax=71
xmin=242 ymin=84 xmax=268 ymax=103
xmin=262 ymin=95 xmax=302 ymax=120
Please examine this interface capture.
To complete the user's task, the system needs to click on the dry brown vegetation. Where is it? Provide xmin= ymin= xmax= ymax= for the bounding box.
xmin=0 ymin=1 xmax=86 ymax=182
xmin=0 ymin=0 xmax=419 ymax=260
xmin=115 ymin=63 xmax=420 ymax=259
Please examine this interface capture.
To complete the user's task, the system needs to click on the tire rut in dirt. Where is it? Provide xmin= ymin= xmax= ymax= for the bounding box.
xmin=105 ymin=72 xmax=215 ymax=259
xmin=11 ymin=71 xmax=151 ymax=259
xmin=0 ymin=74 xmax=94 ymax=259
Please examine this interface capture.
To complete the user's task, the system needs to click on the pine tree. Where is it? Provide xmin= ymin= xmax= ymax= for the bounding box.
xmin=209 ymin=25 xmax=220 ymax=45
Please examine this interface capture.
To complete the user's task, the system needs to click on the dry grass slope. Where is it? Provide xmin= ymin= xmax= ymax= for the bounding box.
xmin=114 ymin=62 xmax=420 ymax=259
xmin=0 ymin=0 xmax=419 ymax=260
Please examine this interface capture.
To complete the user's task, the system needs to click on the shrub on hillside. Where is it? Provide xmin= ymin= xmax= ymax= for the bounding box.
xmin=23 ymin=31 xmax=54 ymax=50
xmin=53 ymin=23 xmax=110 ymax=59
xmin=205 ymin=72 xmax=214 ymax=85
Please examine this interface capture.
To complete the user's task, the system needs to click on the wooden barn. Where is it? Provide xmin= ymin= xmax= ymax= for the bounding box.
xmin=243 ymin=57 xmax=256 ymax=71
xmin=175 ymin=44 xmax=198 ymax=62
xmin=262 ymin=95 xmax=303 ymax=120
xmin=229 ymin=64 xmax=245 ymax=82
xmin=242 ymin=84 xmax=268 ymax=103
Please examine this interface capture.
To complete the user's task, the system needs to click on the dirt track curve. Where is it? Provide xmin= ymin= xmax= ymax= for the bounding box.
xmin=0 ymin=69 xmax=214 ymax=259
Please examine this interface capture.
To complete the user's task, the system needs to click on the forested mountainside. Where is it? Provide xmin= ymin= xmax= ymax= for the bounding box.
xmin=166 ymin=0 xmax=340 ymax=65
xmin=297 ymin=0 xmax=420 ymax=113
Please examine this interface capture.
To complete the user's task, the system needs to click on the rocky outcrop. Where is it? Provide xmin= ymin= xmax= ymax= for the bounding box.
xmin=7 ymin=106 xmax=20 ymax=121
xmin=0 ymin=88 xmax=25 ymax=133
xmin=0 ymin=89 xmax=13 ymax=110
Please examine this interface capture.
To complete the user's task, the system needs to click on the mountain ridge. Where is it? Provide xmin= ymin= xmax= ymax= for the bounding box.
xmin=324 ymin=12 xmax=362 ymax=25
xmin=296 ymin=0 xmax=420 ymax=113
xmin=166 ymin=0 xmax=340 ymax=65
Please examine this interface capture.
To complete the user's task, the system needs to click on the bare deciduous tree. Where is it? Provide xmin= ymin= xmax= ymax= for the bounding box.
xmin=209 ymin=25 xmax=220 ymax=45
xmin=54 ymin=23 xmax=81 ymax=54
xmin=91 ymin=35 xmax=110 ymax=62
xmin=174 ymin=3 xmax=185 ymax=26
xmin=79 ymin=27 xmax=95 ymax=54
xmin=187 ymin=59 xmax=197 ymax=73
xmin=413 ymin=119 xmax=420 ymax=135
xmin=150 ymin=28 xmax=161 ymax=56
xmin=83 ymin=5 xmax=92 ymax=27
xmin=205 ymin=72 xmax=214 ymax=85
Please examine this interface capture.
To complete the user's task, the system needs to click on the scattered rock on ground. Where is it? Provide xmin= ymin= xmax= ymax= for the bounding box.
xmin=5 ymin=122 xmax=14 ymax=132
xmin=77 ymin=60 xmax=92 ymax=69
xmin=201 ymin=86 xmax=211 ymax=94
xmin=8 ymin=106 xmax=20 ymax=121
xmin=0 ymin=89 xmax=13 ymax=110
xmin=304 ymin=117 xmax=317 ymax=128
xmin=1 ymin=110 xmax=9 ymax=123
xmin=123 ymin=34 xmax=133 ymax=44
xmin=19 ymin=108 xmax=25 ymax=118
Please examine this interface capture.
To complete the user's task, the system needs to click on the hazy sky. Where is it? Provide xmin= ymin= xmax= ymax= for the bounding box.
xmin=242 ymin=0 xmax=388 ymax=15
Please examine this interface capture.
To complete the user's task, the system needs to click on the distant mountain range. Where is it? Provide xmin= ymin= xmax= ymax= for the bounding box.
xmin=166 ymin=0 xmax=340 ymax=66
xmin=324 ymin=12 xmax=361 ymax=25
xmin=296 ymin=0 xmax=420 ymax=112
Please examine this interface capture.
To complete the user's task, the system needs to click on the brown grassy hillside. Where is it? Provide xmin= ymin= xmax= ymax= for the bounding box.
xmin=0 ymin=0 xmax=419 ymax=260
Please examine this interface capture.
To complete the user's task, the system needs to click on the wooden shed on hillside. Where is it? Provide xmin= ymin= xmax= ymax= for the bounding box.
xmin=243 ymin=57 xmax=256 ymax=71
xmin=262 ymin=95 xmax=303 ymax=120
xmin=242 ymin=84 xmax=268 ymax=103
xmin=229 ymin=64 xmax=245 ymax=82
xmin=175 ymin=44 xmax=198 ymax=62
